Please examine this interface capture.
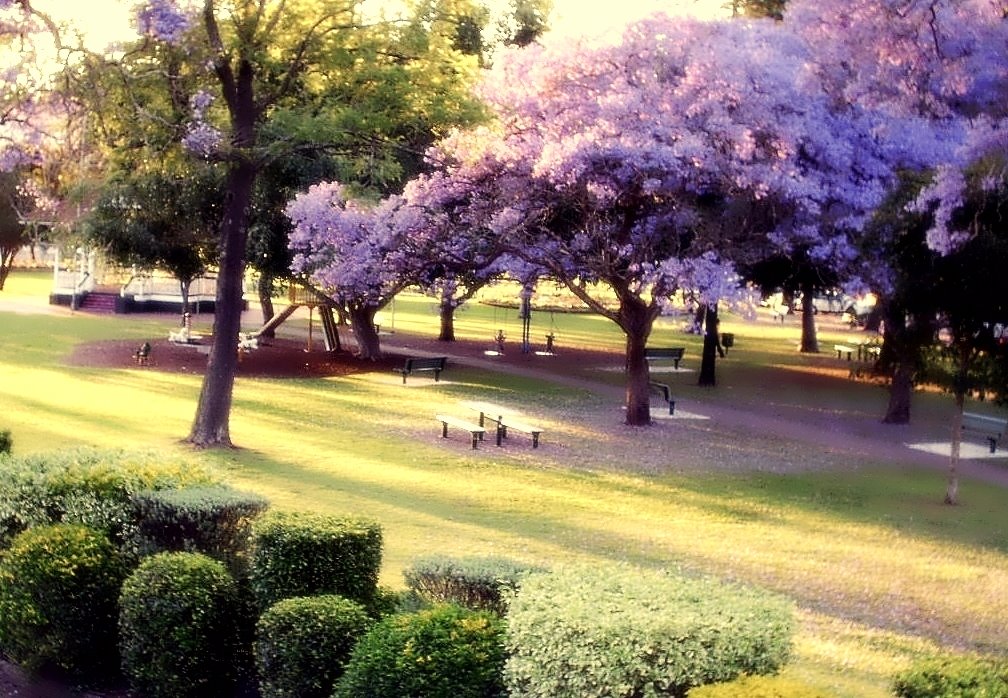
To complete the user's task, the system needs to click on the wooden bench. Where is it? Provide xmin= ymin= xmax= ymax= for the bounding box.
xmin=645 ymin=347 xmax=686 ymax=370
xmin=834 ymin=344 xmax=855 ymax=361
xmin=962 ymin=412 xmax=1008 ymax=454
xmin=470 ymin=403 xmax=544 ymax=448
xmin=399 ymin=356 xmax=447 ymax=384
xmin=435 ymin=414 xmax=485 ymax=450
xmin=133 ymin=342 xmax=151 ymax=366
xmin=649 ymin=381 xmax=675 ymax=415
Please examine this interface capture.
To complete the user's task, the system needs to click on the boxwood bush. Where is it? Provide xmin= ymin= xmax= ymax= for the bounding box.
xmin=0 ymin=448 xmax=221 ymax=549
xmin=118 ymin=552 xmax=241 ymax=698
xmin=892 ymin=656 xmax=1008 ymax=698
xmin=129 ymin=485 xmax=269 ymax=575
xmin=0 ymin=524 xmax=126 ymax=683
xmin=249 ymin=510 xmax=382 ymax=610
xmin=255 ymin=594 xmax=372 ymax=698
xmin=403 ymin=554 xmax=544 ymax=614
xmin=333 ymin=603 xmax=507 ymax=698
xmin=505 ymin=565 xmax=794 ymax=698
xmin=688 ymin=674 xmax=835 ymax=697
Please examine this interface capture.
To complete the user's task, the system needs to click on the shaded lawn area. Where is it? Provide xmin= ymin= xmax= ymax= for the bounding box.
xmin=1 ymin=277 xmax=1006 ymax=698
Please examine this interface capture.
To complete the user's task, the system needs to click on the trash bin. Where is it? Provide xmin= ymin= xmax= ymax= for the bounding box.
xmin=721 ymin=333 xmax=735 ymax=348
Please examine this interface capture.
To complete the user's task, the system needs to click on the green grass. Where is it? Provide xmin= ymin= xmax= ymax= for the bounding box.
xmin=2 ymin=269 xmax=1007 ymax=697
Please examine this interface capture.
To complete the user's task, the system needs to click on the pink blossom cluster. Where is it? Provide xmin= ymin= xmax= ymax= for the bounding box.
xmin=286 ymin=182 xmax=429 ymax=307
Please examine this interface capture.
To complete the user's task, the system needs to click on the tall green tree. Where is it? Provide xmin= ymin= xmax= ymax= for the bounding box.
xmin=85 ymin=164 xmax=223 ymax=318
xmin=0 ymin=171 xmax=30 ymax=290
xmin=67 ymin=0 xmax=485 ymax=447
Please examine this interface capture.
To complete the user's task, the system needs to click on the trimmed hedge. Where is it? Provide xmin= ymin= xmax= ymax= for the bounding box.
xmin=892 ymin=656 xmax=1008 ymax=698
xmin=403 ymin=554 xmax=544 ymax=614
xmin=334 ymin=604 xmax=507 ymax=698
xmin=129 ymin=485 xmax=269 ymax=575
xmin=0 ymin=524 xmax=126 ymax=682
xmin=249 ymin=510 xmax=382 ymax=609
xmin=0 ymin=429 xmax=11 ymax=455
xmin=255 ymin=594 xmax=372 ymax=698
xmin=0 ymin=448 xmax=221 ymax=549
xmin=688 ymin=674 xmax=836 ymax=697
xmin=505 ymin=565 xmax=794 ymax=698
xmin=119 ymin=552 xmax=241 ymax=698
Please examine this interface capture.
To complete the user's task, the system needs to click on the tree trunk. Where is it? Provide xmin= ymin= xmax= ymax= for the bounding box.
xmin=188 ymin=161 xmax=257 ymax=448
xmin=799 ymin=283 xmax=819 ymax=353
xmin=882 ymin=308 xmax=912 ymax=424
xmin=258 ymin=272 xmax=276 ymax=339
xmin=698 ymin=304 xmax=720 ymax=387
xmin=438 ymin=295 xmax=456 ymax=342
xmin=349 ymin=304 xmax=382 ymax=360
xmin=884 ymin=364 xmax=914 ymax=424
xmin=178 ymin=278 xmax=192 ymax=322
xmin=946 ymin=346 xmax=972 ymax=505
xmin=0 ymin=247 xmax=14 ymax=290
xmin=625 ymin=330 xmax=651 ymax=425
xmin=620 ymin=298 xmax=656 ymax=426
xmin=947 ymin=392 xmax=964 ymax=505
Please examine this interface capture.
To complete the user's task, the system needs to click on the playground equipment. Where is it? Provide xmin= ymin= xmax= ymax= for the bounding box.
xmin=252 ymin=283 xmax=342 ymax=352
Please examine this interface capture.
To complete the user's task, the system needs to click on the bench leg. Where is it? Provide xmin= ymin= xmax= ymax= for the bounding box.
xmin=673 ymin=359 xmax=680 ymax=370
xmin=434 ymin=370 xmax=441 ymax=382
xmin=441 ymin=422 xmax=448 ymax=439
xmin=669 ymin=400 xmax=675 ymax=416
xmin=532 ymin=432 xmax=540 ymax=448
xmin=403 ymin=372 xmax=408 ymax=385
xmin=471 ymin=431 xmax=479 ymax=449
xmin=496 ymin=425 xmax=503 ymax=447
xmin=988 ymin=437 xmax=997 ymax=454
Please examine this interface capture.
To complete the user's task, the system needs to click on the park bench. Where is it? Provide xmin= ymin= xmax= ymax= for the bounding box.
xmin=470 ymin=402 xmax=544 ymax=448
xmin=961 ymin=412 xmax=1008 ymax=454
xmin=133 ymin=342 xmax=151 ymax=366
xmin=435 ymin=414 xmax=485 ymax=450
xmin=834 ymin=344 xmax=855 ymax=361
xmin=398 ymin=356 xmax=448 ymax=384
xmin=649 ymin=381 xmax=675 ymax=415
xmin=645 ymin=347 xmax=686 ymax=370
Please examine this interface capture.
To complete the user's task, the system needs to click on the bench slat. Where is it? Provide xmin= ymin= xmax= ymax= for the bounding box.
xmin=435 ymin=414 xmax=485 ymax=450
xmin=961 ymin=411 xmax=1008 ymax=453
xmin=400 ymin=356 xmax=448 ymax=384
xmin=645 ymin=347 xmax=685 ymax=370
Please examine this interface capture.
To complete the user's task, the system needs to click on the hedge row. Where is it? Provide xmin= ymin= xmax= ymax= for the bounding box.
xmin=0 ymin=447 xmax=222 ymax=549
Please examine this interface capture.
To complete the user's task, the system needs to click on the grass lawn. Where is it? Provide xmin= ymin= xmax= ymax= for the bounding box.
xmin=2 ymin=269 xmax=1007 ymax=697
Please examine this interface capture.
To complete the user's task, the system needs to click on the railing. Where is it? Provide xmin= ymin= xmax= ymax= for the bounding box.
xmin=121 ymin=274 xmax=218 ymax=301
xmin=53 ymin=269 xmax=95 ymax=293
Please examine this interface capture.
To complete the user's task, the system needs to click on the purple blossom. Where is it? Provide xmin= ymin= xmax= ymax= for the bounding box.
xmin=136 ymin=0 xmax=193 ymax=44
xmin=182 ymin=122 xmax=223 ymax=158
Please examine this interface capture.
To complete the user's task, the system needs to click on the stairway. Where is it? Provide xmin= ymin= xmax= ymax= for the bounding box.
xmin=78 ymin=292 xmax=118 ymax=314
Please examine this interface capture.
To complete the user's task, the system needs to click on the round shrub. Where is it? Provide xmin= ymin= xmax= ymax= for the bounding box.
xmin=118 ymin=551 xmax=240 ymax=698
xmin=129 ymin=484 xmax=269 ymax=575
xmin=249 ymin=510 xmax=382 ymax=609
xmin=893 ymin=656 xmax=1008 ymax=698
xmin=403 ymin=554 xmax=545 ymax=614
xmin=0 ymin=524 xmax=126 ymax=682
xmin=688 ymin=674 xmax=836 ymax=697
xmin=255 ymin=594 xmax=372 ymax=698
xmin=0 ymin=429 xmax=11 ymax=455
xmin=334 ymin=604 xmax=507 ymax=698
xmin=505 ymin=564 xmax=794 ymax=698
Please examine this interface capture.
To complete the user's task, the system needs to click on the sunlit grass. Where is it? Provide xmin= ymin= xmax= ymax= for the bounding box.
xmin=2 ymin=268 xmax=1007 ymax=696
